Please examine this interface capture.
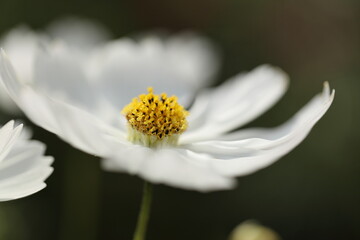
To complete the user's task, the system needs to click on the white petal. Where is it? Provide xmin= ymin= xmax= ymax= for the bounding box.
xmin=18 ymin=125 xmax=33 ymax=141
xmin=0 ymin=156 xmax=53 ymax=189
xmin=182 ymin=65 xmax=289 ymax=143
xmin=46 ymin=16 xmax=111 ymax=50
xmin=102 ymin=145 xmax=235 ymax=192
xmin=0 ymin=50 xmax=126 ymax=157
xmin=86 ymin=33 xmax=219 ymax=109
xmin=0 ymin=183 xmax=47 ymax=201
xmin=0 ymin=121 xmax=22 ymax=163
xmin=0 ymin=26 xmax=47 ymax=83
xmin=19 ymin=88 xmax=123 ymax=156
xmin=0 ymin=26 xmax=48 ymax=113
xmin=156 ymin=32 xmax=219 ymax=88
xmin=33 ymin=45 xmax=101 ymax=110
xmin=32 ymin=44 xmax=125 ymax=129
xmin=183 ymin=83 xmax=334 ymax=177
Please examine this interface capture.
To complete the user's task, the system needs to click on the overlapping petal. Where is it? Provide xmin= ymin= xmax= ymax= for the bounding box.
xmin=33 ymin=45 xmax=102 ymax=111
xmin=86 ymin=33 xmax=219 ymax=108
xmin=102 ymin=145 xmax=235 ymax=192
xmin=0 ymin=17 xmax=111 ymax=114
xmin=0 ymin=27 xmax=46 ymax=113
xmin=0 ymin=50 xmax=126 ymax=156
xmin=0 ymin=26 xmax=45 ymax=83
xmin=22 ymin=32 xmax=218 ymax=126
xmin=182 ymin=83 xmax=334 ymax=176
xmin=99 ymin=82 xmax=333 ymax=190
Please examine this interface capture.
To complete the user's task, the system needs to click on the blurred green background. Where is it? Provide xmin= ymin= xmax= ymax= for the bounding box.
xmin=0 ymin=0 xmax=358 ymax=239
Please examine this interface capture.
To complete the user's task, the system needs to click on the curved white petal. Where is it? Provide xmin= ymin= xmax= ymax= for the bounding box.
xmin=102 ymin=145 xmax=235 ymax=192
xmin=0 ymin=50 xmax=127 ymax=157
xmin=46 ymin=16 xmax=111 ymax=50
xmin=182 ymin=65 xmax=289 ymax=143
xmin=157 ymin=32 xmax=219 ymax=88
xmin=33 ymin=45 xmax=100 ymax=110
xmin=183 ymin=83 xmax=334 ymax=177
xmin=86 ymin=33 xmax=219 ymax=109
xmin=0 ymin=121 xmax=22 ymax=163
xmin=0 ymin=26 xmax=48 ymax=113
xmin=0 ymin=26 xmax=47 ymax=83
xmin=31 ymin=44 xmax=124 ymax=129
xmin=0 ymin=123 xmax=53 ymax=201
xmin=0 ymin=18 xmax=110 ymax=114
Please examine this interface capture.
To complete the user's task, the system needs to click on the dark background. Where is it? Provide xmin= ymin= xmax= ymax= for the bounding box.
xmin=0 ymin=0 xmax=358 ymax=239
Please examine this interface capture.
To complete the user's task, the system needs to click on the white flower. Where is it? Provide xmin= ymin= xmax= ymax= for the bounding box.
xmin=0 ymin=120 xmax=53 ymax=201
xmin=0 ymin=17 xmax=111 ymax=113
xmin=0 ymin=42 xmax=334 ymax=191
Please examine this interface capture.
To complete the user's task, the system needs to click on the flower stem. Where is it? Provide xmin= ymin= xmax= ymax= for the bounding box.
xmin=133 ymin=181 xmax=153 ymax=240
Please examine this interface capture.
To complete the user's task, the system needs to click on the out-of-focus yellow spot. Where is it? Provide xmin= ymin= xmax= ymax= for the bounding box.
xmin=122 ymin=87 xmax=189 ymax=140
xmin=229 ymin=221 xmax=281 ymax=240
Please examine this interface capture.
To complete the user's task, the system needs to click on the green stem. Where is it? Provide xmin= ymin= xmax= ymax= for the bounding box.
xmin=133 ymin=181 xmax=153 ymax=240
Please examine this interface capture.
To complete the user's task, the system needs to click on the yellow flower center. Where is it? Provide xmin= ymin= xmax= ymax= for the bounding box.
xmin=122 ymin=87 xmax=189 ymax=147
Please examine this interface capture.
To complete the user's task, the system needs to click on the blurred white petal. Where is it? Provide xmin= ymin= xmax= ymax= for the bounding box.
xmin=0 ymin=51 xmax=126 ymax=156
xmin=0 ymin=26 xmax=46 ymax=83
xmin=0 ymin=17 xmax=110 ymax=114
xmin=46 ymin=16 xmax=111 ymax=50
xmin=86 ymin=33 xmax=219 ymax=108
xmin=0 ymin=26 xmax=47 ymax=113
xmin=33 ymin=45 xmax=100 ymax=110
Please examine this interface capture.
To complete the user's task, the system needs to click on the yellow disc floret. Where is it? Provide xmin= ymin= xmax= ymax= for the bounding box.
xmin=122 ymin=87 xmax=189 ymax=146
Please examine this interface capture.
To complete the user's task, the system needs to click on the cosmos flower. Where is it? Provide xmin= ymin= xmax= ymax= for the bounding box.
xmin=0 ymin=120 xmax=53 ymax=201
xmin=0 ymin=44 xmax=334 ymax=191
xmin=0 ymin=17 xmax=111 ymax=113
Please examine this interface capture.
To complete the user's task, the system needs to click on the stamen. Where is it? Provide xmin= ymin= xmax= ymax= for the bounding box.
xmin=122 ymin=87 xmax=189 ymax=147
